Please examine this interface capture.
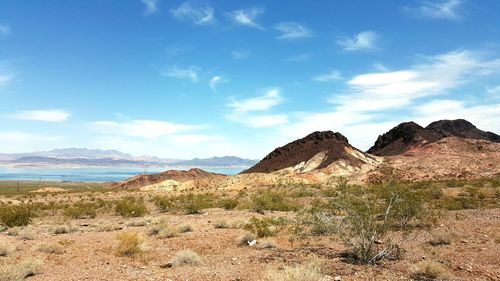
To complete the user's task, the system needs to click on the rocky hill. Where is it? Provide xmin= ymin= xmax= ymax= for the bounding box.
xmin=368 ymin=119 xmax=499 ymax=156
xmin=113 ymin=168 xmax=226 ymax=189
xmin=243 ymin=131 xmax=379 ymax=174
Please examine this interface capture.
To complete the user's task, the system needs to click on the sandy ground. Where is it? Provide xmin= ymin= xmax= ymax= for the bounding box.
xmin=1 ymin=201 xmax=499 ymax=281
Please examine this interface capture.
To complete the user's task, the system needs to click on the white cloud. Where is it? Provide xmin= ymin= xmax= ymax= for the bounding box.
xmin=0 ymin=74 xmax=13 ymax=87
xmin=227 ymin=88 xmax=283 ymax=112
xmin=313 ymin=70 xmax=342 ymax=82
xmin=231 ymin=50 xmax=251 ymax=60
xmin=337 ymin=31 xmax=378 ymax=51
xmin=10 ymin=110 xmax=71 ymax=122
xmin=161 ymin=65 xmax=200 ymax=82
xmin=486 ymin=85 xmax=500 ymax=98
xmin=0 ymin=24 xmax=10 ymax=37
xmin=170 ymin=1 xmax=214 ymax=25
xmin=330 ymin=50 xmax=500 ymax=114
xmin=414 ymin=100 xmax=500 ymax=133
xmin=0 ymin=131 xmax=64 ymax=153
xmin=209 ymin=76 xmax=227 ymax=91
xmin=227 ymin=114 xmax=288 ymax=128
xmin=411 ymin=0 xmax=463 ymax=20
xmin=93 ymin=120 xmax=202 ymax=139
xmin=142 ymin=0 xmax=159 ymax=15
xmin=274 ymin=22 xmax=312 ymax=39
xmin=227 ymin=7 xmax=264 ymax=29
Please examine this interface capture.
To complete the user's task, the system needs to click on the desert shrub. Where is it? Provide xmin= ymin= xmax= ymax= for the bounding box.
xmin=34 ymin=242 xmax=64 ymax=254
xmin=0 ymin=243 xmax=14 ymax=256
xmin=428 ymin=232 xmax=454 ymax=246
xmin=265 ymin=255 xmax=325 ymax=281
xmin=169 ymin=249 xmax=202 ymax=266
xmin=244 ymin=216 xmax=288 ymax=238
xmin=17 ymin=229 xmax=35 ymax=240
xmin=218 ymin=198 xmax=239 ymax=210
xmin=51 ymin=224 xmax=74 ymax=235
xmin=330 ymin=184 xmax=424 ymax=264
xmin=148 ymin=224 xmax=177 ymax=238
xmin=153 ymin=196 xmax=173 ymax=212
xmin=115 ymin=197 xmax=148 ymax=217
xmin=174 ymin=194 xmax=214 ymax=214
xmin=251 ymin=191 xmax=298 ymax=213
xmin=411 ymin=261 xmax=452 ymax=280
xmin=178 ymin=224 xmax=193 ymax=233
xmin=0 ymin=204 xmax=33 ymax=227
xmin=114 ymin=231 xmax=145 ymax=257
xmin=63 ymin=202 xmax=97 ymax=219
xmin=214 ymin=220 xmax=229 ymax=229
xmin=237 ymin=232 xmax=257 ymax=246
xmin=292 ymin=199 xmax=337 ymax=239
xmin=427 ymin=186 xmax=444 ymax=199
xmin=0 ymin=258 xmax=43 ymax=281
xmin=437 ymin=197 xmax=480 ymax=210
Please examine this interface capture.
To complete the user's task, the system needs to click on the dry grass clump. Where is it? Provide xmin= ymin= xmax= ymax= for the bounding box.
xmin=428 ymin=232 xmax=454 ymax=246
xmin=51 ymin=224 xmax=75 ymax=235
xmin=178 ymin=224 xmax=193 ymax=233
xmin=411 ymin=261 xmax=452 ymax=280
xmin=9 ymin=228 xmax=35 ymax=240
xmin=237 ymin=232 xmax=257 ymax=246
xmin=0 ymin=243 xmax=15 ymax=256
xmin=34 ymin=242 xmax=64 ymax=254
xmin=265 ymin=256 xmax=325 ymax=281
xmin=0 ymin=257 xmax=43 ymax=281
xmin=169 ymin=250 xmax=202 ymax=266
xmin=114 ymin=231 xmax=145 ymax=257
xmin=148 ymin=224 xmax=178 ymax=238
xmin=214 ymin=220 xmax=229 ymax=229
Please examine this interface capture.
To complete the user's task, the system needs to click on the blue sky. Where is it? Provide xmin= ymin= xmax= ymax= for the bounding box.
xmin=0 ymin=0 xmax=499 ymax=159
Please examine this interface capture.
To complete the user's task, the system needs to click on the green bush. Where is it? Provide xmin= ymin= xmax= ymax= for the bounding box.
xmin=251 ymin=191 xmax=298 ymax=213
xmin=115 ymin=197 xmax=148 ymax=217
xmin=153 ymin=196 xmax=173 ymax=212
xmin=0 ymin=204 xmax=33 ymax=227
xmin=218 ymin=198 xmax=239 ymax=210
xmin=244 ymin=216 xmax=288 ymax=238
xmin=174 ymin=194 xmax=214 ymax=214
xmin=63 ymin=202 xmax=97 ymax=219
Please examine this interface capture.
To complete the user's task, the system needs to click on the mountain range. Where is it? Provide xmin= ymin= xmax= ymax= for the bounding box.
xmin=0 ymin=148 xmax=257 ymax=168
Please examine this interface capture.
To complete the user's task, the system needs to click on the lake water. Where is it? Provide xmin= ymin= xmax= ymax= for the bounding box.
xmin=0 ymin=167 xmax=244 ymax=182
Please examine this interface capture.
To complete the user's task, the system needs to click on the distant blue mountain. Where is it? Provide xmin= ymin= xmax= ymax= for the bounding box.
xmin=171 ymin=156 xmax=258 ymax=167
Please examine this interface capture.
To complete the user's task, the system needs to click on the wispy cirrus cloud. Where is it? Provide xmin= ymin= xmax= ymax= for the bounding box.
xmin=141 ymin=0 xmax=159 ymax=15
xmin=0 ymin=74 xmax=13 ymax=87
xmin=228 ymin=88 xmax=283 ymax=112
xmin=170 ymin=1 xmax=215 ymax=25
xmin=407 ymin=0 xmax=463 ymax=20
xmin=274 ymin=22 xmax=312 ymax=40
xmin=313 ymin=70 xmax=342 ymax=82
xmin=0 ymin=24 xmax=10 ymax=38
xmin=161 ymin=65 xmax=200 ymax=82
xmin=227 ymin=113 xmax=288 ymax=128
xmin=10 ymin=110 xmax=71 ymax=122
xmin=209 ymin=76 xmax=228 ymax=91
xmin=231 ymin=50 xmax=251 ymax=60
xmin=337 ymin=31 xmax=378 ymax=51
xmin=226 ymin=7 xmax=264 ymax=29
xmin=93 ymin=119 xmax=202 ymax=139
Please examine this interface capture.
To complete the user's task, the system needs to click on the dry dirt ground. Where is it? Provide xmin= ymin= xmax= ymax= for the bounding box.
xmin=1 ymin=189 xmax=499 ymax=281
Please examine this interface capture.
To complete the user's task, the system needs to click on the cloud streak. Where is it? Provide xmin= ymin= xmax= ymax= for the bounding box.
xmin=313 ymin=70 xmax=342 ymax=82
xmin=227 ymin=7 xmax=264 ymax=29
xmin=141 ymin=0 xmax=159 ymax=15
xmin=93 ymin=119 xmax=202 ymax=139
xmin=337 ymin=31 xmax=378 ymax=51
xmin=161 ymin=65 xmax=200 ymax=82
xmin=209 ymin=76 xmax=227 ymax=91
xmin=227 ymin=88 xmax=283 ymax=112
xmin=274 ymin=22 xmax=312 ymax=39
xmin=409 ymin=0 xmax=463 ymax=20
xmin=170 ymin=1 xmax=214 ymax=25
xmin=10 ymin=110 xmax=71 ymax=122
